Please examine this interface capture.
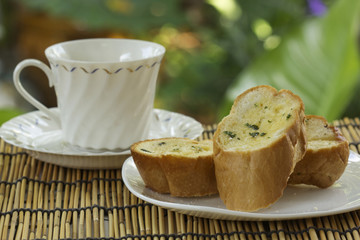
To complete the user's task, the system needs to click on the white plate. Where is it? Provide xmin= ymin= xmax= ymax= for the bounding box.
xmin=123 ymin=151 xmax=360 ymax=221
xmin=0 ymin=108 xmax=203 ymax=169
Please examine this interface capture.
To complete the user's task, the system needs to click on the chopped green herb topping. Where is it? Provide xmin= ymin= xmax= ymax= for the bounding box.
xmin=249 ymin=132 xmax=259 ymax=137
xmin=249 ymin=132 xmax=267 ymax=138
xmin=245 ymin=123 xmax=259 ymax=130
xmin=141 ymin=149 xmax=152 ymax=153
xmin=224 ymin=131 xmax=236 ymax=138
xmin=286 ymin=114 xmax=292 ymax=119
xmin=191 ymin=145 xmax=203 ymax=153
xmin=268 ymin=120 xmax=272 ymax=123
xmin=264 ymin=106 xmax=268 ymax=109
xmin=254 ymin=103 xmax=258 ymax=107
xmin=172 ymin=148 xmax=180 ymax=152
xmin=158 ymin=142 xmax=166 ymax=146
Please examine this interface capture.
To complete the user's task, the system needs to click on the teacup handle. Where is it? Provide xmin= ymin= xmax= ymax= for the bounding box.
xmin=13 ymin=59 xmax=60 ymax=126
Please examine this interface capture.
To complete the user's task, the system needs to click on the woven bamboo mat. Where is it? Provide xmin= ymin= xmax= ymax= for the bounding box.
xmin=0 ymin=118 xmax=360 ymax=240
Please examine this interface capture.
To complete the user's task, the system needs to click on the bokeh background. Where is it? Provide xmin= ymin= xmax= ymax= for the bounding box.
xmin=0 ymin=0 xmax=359 ymax=125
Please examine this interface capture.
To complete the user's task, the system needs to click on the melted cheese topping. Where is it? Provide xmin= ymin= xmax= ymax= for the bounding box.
xmin=135 ymin=139 xmax=213 ymax=157
xmin=219 ymin=91 xmax=301 ymax=151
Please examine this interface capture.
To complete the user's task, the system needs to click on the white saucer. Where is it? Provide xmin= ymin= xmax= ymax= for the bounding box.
xmin=0 ymin=108 xmax=204 ymax=169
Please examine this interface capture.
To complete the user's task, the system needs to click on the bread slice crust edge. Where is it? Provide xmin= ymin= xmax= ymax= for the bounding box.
xmin=288 ymin=115 xmax=349 ymax=188
xmin=213 ymin=85 xmax=307 ymax=212
xmin=130 ymin=137 xmax=218 ymax=197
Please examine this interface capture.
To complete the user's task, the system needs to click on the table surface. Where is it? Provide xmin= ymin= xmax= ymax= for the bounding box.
xmin=0 ymin=117 xmax=360 ymax=240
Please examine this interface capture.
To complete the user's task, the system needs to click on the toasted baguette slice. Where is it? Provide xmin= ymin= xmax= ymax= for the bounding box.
xmin=130 ymin=138 xmax=218 ymax=197
xmin=288 ymin=115 xmax=349 ymax=188
xmin=213 ymin=85 xmax=306 ymax=212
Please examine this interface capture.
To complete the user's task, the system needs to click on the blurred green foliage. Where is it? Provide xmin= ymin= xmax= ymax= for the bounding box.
xmin=10 ymin=0 xmax=359 ymax=123
xmin=15 ymin=0 xmax=188 ymax=34
xmin=221 ymin=0 xmax=360 ymax=121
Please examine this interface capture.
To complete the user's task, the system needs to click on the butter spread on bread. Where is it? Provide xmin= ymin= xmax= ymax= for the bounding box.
xmin=288 ymin=115 xmax=349 ymax=188
xmin=213 ymin=85 xmax=307 ymax=212
xmin=130 ymin=138 xmax=218 ymax=197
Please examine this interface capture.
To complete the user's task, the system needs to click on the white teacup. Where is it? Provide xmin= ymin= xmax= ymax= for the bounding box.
xmin=13 ymin=38 xmax=166 ymax=150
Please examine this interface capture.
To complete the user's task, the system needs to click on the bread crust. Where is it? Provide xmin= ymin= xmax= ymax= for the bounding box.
xmin=131 ymin=145 xmax=170 ymax=193
xmin=131 ymin=138 xmax=218 ymax=197
xmin=158 ymin=153 xmax=218 ymax=197
xmin=288 ymin=115 xmax=349 ymax=188
xmin=213 ymin=85 xmax=306 ymax=212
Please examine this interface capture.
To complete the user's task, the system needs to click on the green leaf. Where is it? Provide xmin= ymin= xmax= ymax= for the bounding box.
xmin=0 ymin=108 xmax=24 ymax=125
xmin=220 ymin=0 xmax=360 ymax=121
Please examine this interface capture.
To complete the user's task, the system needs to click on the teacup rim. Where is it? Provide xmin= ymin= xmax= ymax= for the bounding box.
xmin=44 ymin=38 xmax=166 ymax=64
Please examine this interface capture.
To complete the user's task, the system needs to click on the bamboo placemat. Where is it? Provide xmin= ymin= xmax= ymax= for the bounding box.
xmin=0 ymin=118 xmax=360 ymax=240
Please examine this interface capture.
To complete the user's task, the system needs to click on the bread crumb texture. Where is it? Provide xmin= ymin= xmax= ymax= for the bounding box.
xmin=218 ymin=86 xmax=303 ymax=151
xmin=304 ymin=115 xmax=347 ymax=149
